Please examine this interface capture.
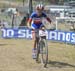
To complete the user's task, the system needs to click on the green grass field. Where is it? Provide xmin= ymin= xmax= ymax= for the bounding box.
xmin=0 ymin=38 xmax=75 ymax=71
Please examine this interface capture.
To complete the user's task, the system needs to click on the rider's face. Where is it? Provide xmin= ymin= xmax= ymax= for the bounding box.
xmin=36 ymin=9 xmax=42 ymax=16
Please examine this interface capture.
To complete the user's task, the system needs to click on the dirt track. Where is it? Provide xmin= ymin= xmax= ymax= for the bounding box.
xmin=0 ymin=38 xmax=75 ymax=71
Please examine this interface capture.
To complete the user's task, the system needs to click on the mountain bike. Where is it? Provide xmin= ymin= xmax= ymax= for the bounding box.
xmin=35 ymin=29 xmax=48 ymax=67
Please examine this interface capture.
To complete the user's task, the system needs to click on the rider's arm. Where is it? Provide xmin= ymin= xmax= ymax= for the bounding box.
xmin=27 ymin=13 xmax=34 ymax=27
xmin=46 ymin=17 xmax=51 ymax=23
xmin=27 ymin=18 xmax=32 ymax=27
xmin=42 ymin=12 xmax=51 ymax=24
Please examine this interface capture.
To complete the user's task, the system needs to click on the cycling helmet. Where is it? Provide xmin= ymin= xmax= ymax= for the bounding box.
xmin=36 ymin=4 xmax=44 ymax=10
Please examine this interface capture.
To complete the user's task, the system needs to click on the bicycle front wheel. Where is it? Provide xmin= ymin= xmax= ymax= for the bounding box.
xmin=40 ymin=39 xmax=48 ymax=67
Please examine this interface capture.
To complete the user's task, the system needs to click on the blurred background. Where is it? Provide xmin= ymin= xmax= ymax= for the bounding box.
xmin=0 ymin=0 xmax=75 ymax=31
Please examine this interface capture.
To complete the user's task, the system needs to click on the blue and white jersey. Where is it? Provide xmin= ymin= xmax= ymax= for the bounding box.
xmin=30 ymin=12 xmax=47 ymax=24
xmin=29 ymin=12 xmax=47 ymax=29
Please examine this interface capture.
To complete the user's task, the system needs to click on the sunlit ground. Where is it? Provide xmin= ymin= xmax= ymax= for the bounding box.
xmin=0 ymin=38 xmax=75 ymax=71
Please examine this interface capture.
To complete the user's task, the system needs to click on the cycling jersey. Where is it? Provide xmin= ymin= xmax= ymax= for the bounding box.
xmin=28 ymin=12 xmax=51 ymax=29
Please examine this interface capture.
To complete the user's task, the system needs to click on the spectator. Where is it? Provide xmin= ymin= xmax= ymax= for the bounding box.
xmin=19 ymin=13 xmax=29 ymax=27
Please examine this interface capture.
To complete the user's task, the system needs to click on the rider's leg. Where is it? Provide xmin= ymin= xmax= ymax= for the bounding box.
xmin=32 ymin=31 xmax=39 ymax=49
xmin=31 ymin=24 xmax=40 ymax=59
xmin=32 ymin=30 xmax=37 ymax=59
xmin=33 ymin=38 xmax=37 ymax=49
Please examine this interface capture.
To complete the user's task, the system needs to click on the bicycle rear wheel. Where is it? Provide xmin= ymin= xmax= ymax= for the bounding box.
xmin=40 ymin=39 xmax=48 ymax=67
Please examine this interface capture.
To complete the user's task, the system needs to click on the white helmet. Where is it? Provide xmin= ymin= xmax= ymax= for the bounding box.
xmin=36 ymin=4 xmax=44 ymax=10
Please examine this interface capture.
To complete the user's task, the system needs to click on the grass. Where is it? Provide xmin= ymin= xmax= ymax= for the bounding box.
xmin=0 ymin=39 xmax=75 ymax=71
